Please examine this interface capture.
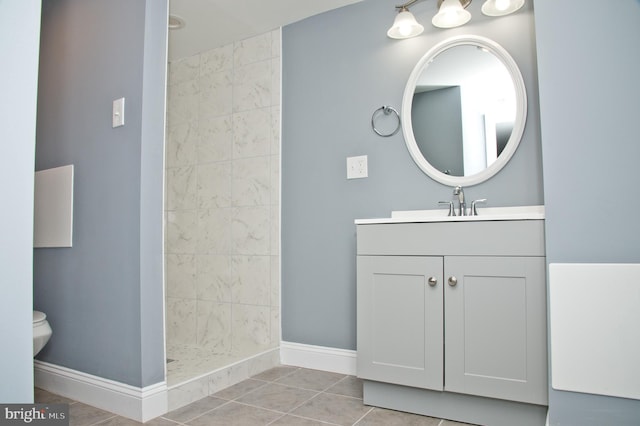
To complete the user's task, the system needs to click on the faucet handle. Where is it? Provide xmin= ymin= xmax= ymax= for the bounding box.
xmin=470 ymin=199 xmax=487 ymax=216
xmin=438 ymin=201 xmax=455 ymax=216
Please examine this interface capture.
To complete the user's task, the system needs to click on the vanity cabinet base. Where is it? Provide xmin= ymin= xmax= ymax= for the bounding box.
xmin=363 ymin=380 xmax=547 ymax=426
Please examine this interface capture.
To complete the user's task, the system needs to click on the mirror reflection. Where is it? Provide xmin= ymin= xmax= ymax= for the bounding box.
xmin=412 ymin=44 xmax=516 ymax=177
xmin=402 ymin=35 xmax=527 ymax=187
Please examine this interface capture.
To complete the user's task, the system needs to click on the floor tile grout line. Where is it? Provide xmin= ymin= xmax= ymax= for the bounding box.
xmin=319 ymin=376 xmax=349 ymax=393
xmin=232 ymin=384 xmax=322 ymax=415
xmin=226 ymin=378 xmax=271 ymax=401
xmin=264 ymin=411 xmax=288 ymax=426
xmin=323 ymin=375 xmax=358 ymax=397
xmin=329 ymin=375 xmax=351 ymax=387
xmin=267 ymin=411 xmax=343 ymax=426
xmin=283 ymin=387 xmax=323 ymax=415
xmin=87 ymin=413 xmax=119 ymax=426
xmin=158 ymin=416 xmax=188 ymax=426
xmin=351 ymin=405 xmax=376 ymax=425
xmin=262 ymin=366 xmax=301 ymax=383
xmin=165 ymin=413 xmax=194 ymax=426
xmin=250 ymin=378 xmax=323 ymax=395
xmin=268 ymin=380 xmax=346 ymax=394
xmin=211 ymin=398 xmax=303 ymax=421
xmin=168 ymin=398 xmax=236 ymax=425
xmin=322 ymin=390 xmax=364 ymax=401
xmin=271 ymin=368 xmax=348 ymax=392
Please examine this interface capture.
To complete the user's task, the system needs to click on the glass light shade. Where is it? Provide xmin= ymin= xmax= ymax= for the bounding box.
xmin=387 ymin=10 xmax=424 ymax=39
xmin=481 ymin=0 xmax=525 ymax=16
xmin=432 ymin=0 xmax=472 ymax=28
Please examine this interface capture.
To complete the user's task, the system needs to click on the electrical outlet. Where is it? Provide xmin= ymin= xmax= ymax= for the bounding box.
xmin=347 ymin=155 xmax=368 ymax=179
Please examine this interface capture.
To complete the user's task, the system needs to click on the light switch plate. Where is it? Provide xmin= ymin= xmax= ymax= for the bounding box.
xmin=347 ymin=155 xmax=368 ymax=179
xmin=112 ymin=97 xmax=125 ymax=128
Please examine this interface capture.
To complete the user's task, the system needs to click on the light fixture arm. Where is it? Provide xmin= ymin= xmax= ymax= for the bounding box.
xmin=394 ymin=0 xmax=471 ymax=11
xmin=394 ymin=0 xmax=422 ymax=11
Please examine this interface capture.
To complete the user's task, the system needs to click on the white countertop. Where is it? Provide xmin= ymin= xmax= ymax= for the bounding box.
xmin=355 ymin=205 xmax=545 ymax=225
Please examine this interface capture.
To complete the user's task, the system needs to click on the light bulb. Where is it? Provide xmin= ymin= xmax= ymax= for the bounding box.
xmin=443 ymin=9 xmax=457 ymax=21
xmin=481 ymin=0 xmax=525 ymax=17
xmin=398 ymin=24 xmax=412 ymax=37
xmin=495 ymin=0 xmax=510 ymax=11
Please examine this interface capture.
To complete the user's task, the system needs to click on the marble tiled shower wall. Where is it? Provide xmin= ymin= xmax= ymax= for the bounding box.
xmin=165 ymin=29 xmax=281 ymax=366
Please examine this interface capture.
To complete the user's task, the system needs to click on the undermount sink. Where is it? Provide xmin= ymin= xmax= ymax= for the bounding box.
xmin=355 ymin=205 xmax=545 ymax=224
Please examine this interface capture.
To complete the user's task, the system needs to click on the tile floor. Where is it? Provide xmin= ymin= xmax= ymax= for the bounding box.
xmin=35 ymin=366 xmax=475 ymax=426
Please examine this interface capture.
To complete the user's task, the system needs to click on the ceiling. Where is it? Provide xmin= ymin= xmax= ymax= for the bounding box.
xmin=167 ymin=0 xmax=364 ymax=61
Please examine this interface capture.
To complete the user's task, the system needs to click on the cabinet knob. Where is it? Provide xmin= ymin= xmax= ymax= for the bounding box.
xmin=448 ymin=276 xmax=458 ymax=286
xmin=428 ymin=277 xmax=438 ymax=287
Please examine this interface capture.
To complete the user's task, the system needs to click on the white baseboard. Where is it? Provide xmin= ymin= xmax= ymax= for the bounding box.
xmin=34 ymin=361 xmax=167 ymax=422
xmin=280 ymin=341 xmax=357 ymax=376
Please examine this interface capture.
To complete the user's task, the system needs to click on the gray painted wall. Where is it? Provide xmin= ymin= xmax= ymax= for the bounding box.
xmin=0 ymin=0 xmax=41 ymax=402
xmin=282 ymin=0 xmax=541 ymax=350
xmin=535 ymin=0 xmax=640 ymax=424
xmin=35 ymin=0 xmax=167 ymax=388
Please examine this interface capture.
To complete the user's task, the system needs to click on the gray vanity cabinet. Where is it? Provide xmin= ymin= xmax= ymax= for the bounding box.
xmin=444 ymin=255 xmax=547 ymax=405
xmin=356 ymin=220 xmax=548 ymax=412
xmin=357 ymin=255 xmax=444 ymax=391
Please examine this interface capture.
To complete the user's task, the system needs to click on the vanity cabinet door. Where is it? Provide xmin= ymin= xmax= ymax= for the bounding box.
xmin=444 ymin=256 xmax=548 ymax=405
xmin=357 ymin=255 xmax=444 ymax=391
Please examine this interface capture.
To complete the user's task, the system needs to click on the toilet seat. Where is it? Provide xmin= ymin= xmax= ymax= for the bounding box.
xmin=33 ymin=310 xmax=47 ymax=325
xmin=33 ymin=310 xmax=52 ymax=357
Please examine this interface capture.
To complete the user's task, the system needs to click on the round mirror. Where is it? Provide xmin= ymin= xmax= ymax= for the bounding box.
xmin=402 ymin=35 xmax=527 ymax=186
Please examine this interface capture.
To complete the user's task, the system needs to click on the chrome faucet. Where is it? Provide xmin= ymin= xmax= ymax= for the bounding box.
xmin=453 ymin=186 xmax=466 ymax=216
xmin=470 ymin=198 xmax=487 ymax=216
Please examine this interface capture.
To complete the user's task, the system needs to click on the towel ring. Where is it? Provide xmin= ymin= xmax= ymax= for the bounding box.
xmin=371 ymin=105 xmax=401 ymax=137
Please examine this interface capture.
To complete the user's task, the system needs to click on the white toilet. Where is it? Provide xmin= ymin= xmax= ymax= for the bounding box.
xmin=33 ymin=310 xmax=52 ymax=357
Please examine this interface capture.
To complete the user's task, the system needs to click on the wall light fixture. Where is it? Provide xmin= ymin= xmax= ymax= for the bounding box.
xmin=387 ymin=0 xmax=525 ymax=39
